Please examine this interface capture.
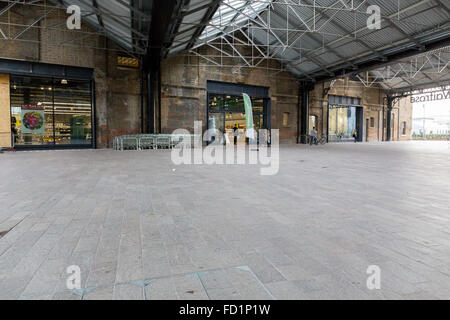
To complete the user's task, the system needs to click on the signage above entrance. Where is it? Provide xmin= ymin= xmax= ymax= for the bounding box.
xmin=328 ymin=95 xmax=362 ymax=107
xmin=411 ymin=90 xmax=450 ymax=103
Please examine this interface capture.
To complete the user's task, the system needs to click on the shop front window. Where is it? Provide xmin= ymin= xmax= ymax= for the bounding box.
xmin=223 ymin=95 xmax=245 ymax=112
xmin=252 ymin=99 xmax=264 ymax=113
xmin=10 ymin=76 xmax=93 ymax=148
xmin=328 ymin=105 xmax=357 ymax=142
xmin=10 ymin=77 xmax=54 ymax=146
xmin=208 ymin=95 xmax=223 ymax=111
xmin=53 ymin=80 xmax=92 ymax=145
xmin=207 ymin=93 xmax=268 ymax=145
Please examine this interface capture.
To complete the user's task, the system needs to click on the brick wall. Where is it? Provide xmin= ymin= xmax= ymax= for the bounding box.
xmin=397 ymin=98 xmax=413 ymax=141
xmin=0 ymin=5 xmax=413 ymax=147
xmin=309 ymin=78 xmax=413 ymax=142
xmin=0 ymin=7 xmax=141 ymax=148
xmin=161 ymin=46 xmax=300 ymax=144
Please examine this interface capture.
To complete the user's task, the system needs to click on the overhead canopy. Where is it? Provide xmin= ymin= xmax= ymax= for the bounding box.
xmin=50 ymin=0 xmax=152 ymax=55
xmin=366 ymin=45 xmax=450 ymax=94
xmin=163 ymin=0 xmax=450 ymax=93
xmin=7 ymin=0 xmax=447 ymax=93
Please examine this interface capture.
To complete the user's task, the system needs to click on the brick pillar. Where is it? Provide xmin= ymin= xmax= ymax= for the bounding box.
xmin=0 ymin=74 xmax=11 ymax=148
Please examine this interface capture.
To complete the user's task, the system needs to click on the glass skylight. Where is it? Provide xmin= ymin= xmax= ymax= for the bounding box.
xmin=198 ymin=0 xmax=271 ymax=42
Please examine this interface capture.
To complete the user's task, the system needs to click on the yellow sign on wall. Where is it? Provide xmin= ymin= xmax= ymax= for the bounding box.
xmin=0 ymin=73 xmax=11 ymax=148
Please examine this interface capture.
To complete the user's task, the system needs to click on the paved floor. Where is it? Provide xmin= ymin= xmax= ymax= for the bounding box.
xmin=0 ymin=141 xmax=449 ymax=300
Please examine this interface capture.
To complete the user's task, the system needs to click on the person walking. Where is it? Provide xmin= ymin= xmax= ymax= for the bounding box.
xmin=352 ymin=127 xmax=358 ymax=143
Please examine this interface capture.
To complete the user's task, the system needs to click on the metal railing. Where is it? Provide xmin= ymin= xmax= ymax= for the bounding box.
xmin=113 ymin=134 xmax=201 ymax=151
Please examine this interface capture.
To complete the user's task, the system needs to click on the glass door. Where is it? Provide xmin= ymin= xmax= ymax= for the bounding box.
xmin=225 ymin=112 xmax=246 ymax=145
xmin=53 ymin=79 xmax=92 ymax=146
xmin=207 ymin=92 xmax=269 ymax=145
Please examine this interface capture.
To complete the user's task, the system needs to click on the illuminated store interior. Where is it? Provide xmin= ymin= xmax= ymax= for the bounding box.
xmin=10 ymin=75 xmax=93 ymax=148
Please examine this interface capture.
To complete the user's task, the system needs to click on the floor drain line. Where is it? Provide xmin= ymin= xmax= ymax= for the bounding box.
xmin=0 ymin=219 xmax=26 ymax=239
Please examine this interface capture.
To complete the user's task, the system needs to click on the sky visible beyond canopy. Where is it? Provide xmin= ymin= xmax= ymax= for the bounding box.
xmin=412 ymin=91 xmax=450 ymax=134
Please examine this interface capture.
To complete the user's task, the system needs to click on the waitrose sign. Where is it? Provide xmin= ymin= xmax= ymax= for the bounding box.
xmin=411 ymin=90 xmax=450 ymax=103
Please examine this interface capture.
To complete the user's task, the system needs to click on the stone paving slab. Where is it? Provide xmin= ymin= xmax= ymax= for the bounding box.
xmin=41 ymin=266 xmax=272 ymax=301
xmin=0 ymin=142 xmax=449 ymax=300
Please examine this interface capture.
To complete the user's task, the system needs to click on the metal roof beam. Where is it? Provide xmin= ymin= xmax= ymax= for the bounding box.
xmin=299 ymin=0 xmax=447 ymax=80
xmin=76 ymin=0 xmax=147 ymax=39
xmin=92 ymin=0 xmax=104 ymax=28
xmin=387 ymin=78 xmax=450 ymax=94
xmin=114 ymin=0 xmax=151 ymax=20
xmin=301 ymin=0 xmax=386 ymax=61
xmin=182 ymin=2 xmax=216 ymax=17
xmin=433 ymin=0 xmax=450 ymax=16
xmin=13 ymin=7 xmax=57 ymax=40
xmin=164 ymin=0 xmax=190 ymax=57
xmin=0 ymin=0 xmax=21 ymax=16
xmin=366 ymin=0 xmax=424 ymax=50
xmin=147 ymin=0 xmax=186 ymax=65
xmin=267 ymin=8 xmax=354 ymax=73
xmin=185 ymin=0 xmax=222 ymax=51
xmin=306 ymin=36 xmax=450 ymax=84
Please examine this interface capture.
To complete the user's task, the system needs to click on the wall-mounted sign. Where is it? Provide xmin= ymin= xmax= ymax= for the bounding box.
xmin=411 ymin=90 xmax=450 ymax=103
xmin=21 ymin=105 xmax=45 ymax=134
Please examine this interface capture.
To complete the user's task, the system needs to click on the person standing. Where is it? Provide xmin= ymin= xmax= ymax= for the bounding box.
xmin=233 ymin=124 xmax=239 ymax=145
xmin=310 ymin=127 xmax=318 ymax=145
xmin=11 ymin=117 xmax=18 ymax=145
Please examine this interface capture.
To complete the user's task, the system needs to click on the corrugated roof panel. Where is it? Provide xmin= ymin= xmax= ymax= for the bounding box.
xmin=53 ymin=0 xmax=150 ymax=54
xmin=167 ymin=0 xmax=449 ymax=86
xmin=295 ymin=60 xmax=323 ymax=74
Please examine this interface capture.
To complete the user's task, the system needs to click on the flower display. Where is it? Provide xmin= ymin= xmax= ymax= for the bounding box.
xmin=23 ymin=112 xmax=44 ymax=131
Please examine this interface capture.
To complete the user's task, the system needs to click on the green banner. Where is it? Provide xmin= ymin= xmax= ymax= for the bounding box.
xmin=243 ymin=93 xmax=255 ymax=139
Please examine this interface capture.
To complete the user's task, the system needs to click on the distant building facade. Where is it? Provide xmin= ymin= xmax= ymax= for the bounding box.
xmin=0 ymin=7 xmax=413 ymax=150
